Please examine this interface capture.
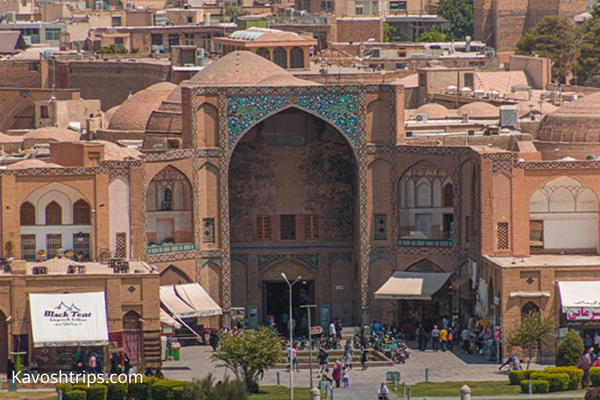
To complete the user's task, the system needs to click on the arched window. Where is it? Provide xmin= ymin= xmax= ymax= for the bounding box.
xmin=290 ymin=47 xmax=304 ymax=68
xmin=273 ymin=47 xmax=287 ymax=68
xmin=20 ymin=202 xmax=35 ymax=226
xmin=73 ymin=199 xmax=91 ymax=225
xmin=406 ymin=259 xmax=445 ymax=273
xmin=443 ymin=183 xmax=453 ymax=208
xmin=122 ymin=310 xmax=142 ymax=364
xmin=148 ymin=166 xmax=191 ymax=212
xmin=123 ymin=310 xmax=142 ymax=330
xmin=45 ymin=201 xmax=62 ymax=225
xmin=256 ymin=47 xmax=270 ymax=60
xmin=521 ymin=301 xmax=540 ymax=316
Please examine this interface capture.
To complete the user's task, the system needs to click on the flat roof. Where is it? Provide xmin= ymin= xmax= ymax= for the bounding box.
xmin=24 ymin=259 xmax=152 ymax=275
xmin=485 ymin=254 xmax=600 ymax=268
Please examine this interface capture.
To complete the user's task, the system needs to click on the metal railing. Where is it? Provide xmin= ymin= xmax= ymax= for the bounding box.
xmin=147 ymin=243 xmax=195 ymax=254
xmin=398 ymin=238 xmax=452 ymax=247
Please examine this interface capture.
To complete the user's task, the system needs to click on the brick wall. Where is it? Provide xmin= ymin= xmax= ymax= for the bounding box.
xmin=336 ymin=18 xmax=382 ymax=43
xmin=0 ymin=61 xmax=41 ymax=88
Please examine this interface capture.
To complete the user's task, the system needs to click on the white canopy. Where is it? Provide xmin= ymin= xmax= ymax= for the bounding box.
xmin=510 ymin=291 xmax=550 ymax=298
xmin=160 ymin=308 xmax=182 ymax=329
xmin=558 ymin=281 xmax=600 ymax=320
xmin=374 ymin=271 xmax=451 ymax=300
xmin=175 ymin=283 xmax=222 ymax=317
xmin=160 ymin=285 xmax=198 ymax=318
xmin=29 ymin=292 xmax=109 ymax=347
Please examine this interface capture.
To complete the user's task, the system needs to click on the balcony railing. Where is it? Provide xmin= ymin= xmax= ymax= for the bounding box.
xmin=398 ymin=239 xmax=453 ymax=248
xmin=147 ymin=243 xmax=195 ymax=255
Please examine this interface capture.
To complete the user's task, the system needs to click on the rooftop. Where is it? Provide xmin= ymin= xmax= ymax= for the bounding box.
xmin=23 ymin=258 xmax=152 ymax=275
xmin=485 ymin=254 xmax=600 ymax=268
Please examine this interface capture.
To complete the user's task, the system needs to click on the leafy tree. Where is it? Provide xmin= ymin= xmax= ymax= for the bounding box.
xmin=417 ymin=26 xmax=447 ymax=42
xmin=436 ymin=0 xmax=473 ymax=40
xmin=577 ymin=6 xmax=600 ymax=86
xmin=383 ymin=23 xmax=395 ymax=42
xmin=515 ymin=16 xmax=577 ymax=83
xmin=97 ymin=45 xmax=128 ymax=54
xmin=211 ymin=328 xmax=281 ymax=393
xmin=225 ymin=5 xmax=248 ymax=22
xmin=506 ymin=311 xmax=557 ymax=369
xmin=181 ymin=374 xmax=248 ymax=400
xmin=556 ymin=329 xmax=585 ymax=367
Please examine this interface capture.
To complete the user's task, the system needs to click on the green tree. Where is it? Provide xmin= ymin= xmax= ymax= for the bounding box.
xmin=506 ymin=311 xmax=557 ymax=369
xmin=211 ymin=328 xmax=281 ymax=393
xmin=515 ymin=16 xmax=577 ymax=83
xmin=383 ymin=23 xmax=395 ymax=42
xmin=577 ymin=6 xmax=600 ymax=86
xmin=556 ymin=329 xmax=585 ymax=367
xmin=436 ymin=0 xmax=473 ymax=40
xmin=417 ymin=26 xmax=447 ymax=42
xmin=225 ymin=5 xmax=248 ymax=22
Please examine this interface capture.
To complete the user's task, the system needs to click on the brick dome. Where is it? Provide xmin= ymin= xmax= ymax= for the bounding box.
xmin=188 ymin=51 xmax=295 ymax=86
xmin=415 ymin=103 xmax=450 ymax=120
xmin=108 ymin=82 xmax=177 ymax=132
xmin=457 ymin=102 xmax=499 ymax=118
xmin=538 ymin=93 xmax=600 ymax=142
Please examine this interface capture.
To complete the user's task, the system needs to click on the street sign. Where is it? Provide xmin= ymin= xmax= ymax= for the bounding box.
xmin=310 ymin=326 xmax=323 ymax=335
xmin=494 ymin=325 xmax=501 ymax=340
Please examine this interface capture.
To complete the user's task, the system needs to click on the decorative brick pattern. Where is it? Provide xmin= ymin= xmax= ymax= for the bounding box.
xmin=374 ymin=214 xmax=388 ymax=240
xmin=328 ymin=252 xmax=352 ymax=263
xmin=257 ymin=253 xmax=319 ymax=274
xmin=202 ymin=218 xmax=215 ymax=243
xmin=497 ymin=222 xmax=509 ymax=250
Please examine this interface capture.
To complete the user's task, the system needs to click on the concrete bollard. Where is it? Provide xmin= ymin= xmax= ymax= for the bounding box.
xmin=426 ymin=368 xmax=429 ymax=381
xmin=331 ymin=387 xmax=335 ymax=400
xmin=310 ymin=387 xmax=321 ymax=400
xmin=528 ymin=379 xmax=532 ymax=395
xmin=402 ymin=382 xmax=406 ymax=397
xmin=460 ymin=384 xmax=471 ymax=400
xmin=276 ymin=372 xmax=280 ymax=386
xmin=407 ymin=386 xmax=411 ymax=400
xmin=393 ymin=373 xmax=397 ymax=391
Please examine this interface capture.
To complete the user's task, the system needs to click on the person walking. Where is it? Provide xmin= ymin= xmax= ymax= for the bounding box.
xmin=344 ymin=343 xmax=354 ymax=369
xmin=594 ymin=333 xmax=600 ymax=355
xmin=335 ymin=318 xmax=343 ymax=341
xmin=416 ymin=324 xmax=427 ymax=351
xmin=209 ymin=330 xmax=219 ymax=351
xmin=342 ymin=365 xmax=350 ymax=388
xmin=318 ymin=348 xmax=329 ymax=374
xmin=440 ymin=326 xmax=448 ymax=352
xmin=431 ymin=325 xmax=441 ymax=352
xmin=123 ymin=353 xmax=131 ymax=375
xmin=461 ymin=327 xmax=471 ymax=354
xmin=360 ymin=347 xmax=368 ymax=370
xmin=332 ymin=361 xmax=342 ymax=388
xmin=329 ymin=319 xmax=337 ymax=339
xmin=291 ymin=346 xmax=299 ymax=372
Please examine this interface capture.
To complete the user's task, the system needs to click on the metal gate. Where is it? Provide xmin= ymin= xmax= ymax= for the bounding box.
xmin=46 ymin=234 xmax=62 ymax=258
xmin=20 ymin=235 xmax=36 ymax=260
xmin=73 ymin=233 xmax=91 ymax=261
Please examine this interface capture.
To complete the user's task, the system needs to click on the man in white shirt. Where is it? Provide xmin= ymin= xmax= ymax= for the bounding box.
xmin=329 ymin=319 xmax=337 ymax=338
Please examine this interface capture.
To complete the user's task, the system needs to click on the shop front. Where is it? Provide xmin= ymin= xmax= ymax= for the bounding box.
xmin=375 ymin=271 xmax=452 ymax=330
xmin=29 ymin=292 xmax=109 ymax=373
xmin=558 ymin=281 xmax=600 ymax=343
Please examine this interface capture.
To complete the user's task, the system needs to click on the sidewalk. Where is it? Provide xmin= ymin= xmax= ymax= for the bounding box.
xmin=406 ymin=394 xmax=584 ymax=400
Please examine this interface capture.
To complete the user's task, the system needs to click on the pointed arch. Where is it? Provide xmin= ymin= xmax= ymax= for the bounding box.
xmin=290 ymin=46 xmax=304 ymax=68
xmin=73 ymin=199 xmax=91 ymax=225
xmin=405 ymin=258 xmax=445 ymax=273
xmin=521 ymin=301 xmax=539 ymax=315
xmin=273 ymin=47 xmax=287 ymax=68
xmin=20 ymin=201 xmax=35 ymax=226
xmin=122 ymin=310 xmax=142 ymax=364
xmin=231 ymin=258 xmax=247 ymax=307
xmin=160 ymin=265 xmax=193 ymax=286
xmin=366 ymin=98 xmax=391 ymax=144
xmin=201 ymin=261 xmax=222 ymax=305
xmin=45 ymin=201 xmax=62 ymax=225
xmin=197 ymin=102 xmax=218 ymax=147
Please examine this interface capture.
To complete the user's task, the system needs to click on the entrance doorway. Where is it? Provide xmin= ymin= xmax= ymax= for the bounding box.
xmin=263 ymin=281 xmax=313 ymax=336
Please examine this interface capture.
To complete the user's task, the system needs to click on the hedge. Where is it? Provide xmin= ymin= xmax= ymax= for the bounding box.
xmin=509 ymin=370 xmax=525 ymax=385
xmin=530 ymin=372 xmax=570 ymax=392
xmin=151 ymin=380 xmax=192 ymax=400
xmin=545 ymin=366 xmax=584 ymax=390
xmin=106 ymin=382 xmax=128 ymax=400
xmin=57 ymin=383 xmax=73 ymax=394
xmin=128 ymin=378 xmax=157 ymax=400
xmin=520 ymin=379 xmax=550 ymax=394
xmin=65 ymin=390 xmax=87 ymax=400
xmin=590 ymin=367 xmax=600 ymax=387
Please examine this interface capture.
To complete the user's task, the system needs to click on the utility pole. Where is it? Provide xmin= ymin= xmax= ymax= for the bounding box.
xmin=300 ymin=304 xmax=317 ymax=389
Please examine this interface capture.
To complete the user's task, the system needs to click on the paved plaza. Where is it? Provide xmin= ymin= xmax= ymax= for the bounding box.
xmin=162 ymin=340 xmax=548 ymax=400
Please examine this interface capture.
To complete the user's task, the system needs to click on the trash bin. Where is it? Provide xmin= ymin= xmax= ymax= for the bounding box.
xmin=386 ymin=371 xmax=394 ymax=382
xmin=170 ymin=342 xmax=181 ymax=361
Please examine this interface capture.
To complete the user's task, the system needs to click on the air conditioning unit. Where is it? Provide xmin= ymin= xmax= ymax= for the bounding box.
xmin=162 ymin=201 xmax=172 ymax=211
xmin=5 ymin=11 xmax=16 ymax=22
xmin=405 ymin=130 xmax=413 ymax=137
xmin=415 ymin=113 xmax=427 ymax=122
xmin=467 ymin=129 xmax=475 ymax=136
xmin=372 ymin=48 xmax=381 ymax=57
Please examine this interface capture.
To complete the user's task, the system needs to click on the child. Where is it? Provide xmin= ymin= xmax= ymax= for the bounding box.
xmin=342 ymin=365 xmax=349 ymax=388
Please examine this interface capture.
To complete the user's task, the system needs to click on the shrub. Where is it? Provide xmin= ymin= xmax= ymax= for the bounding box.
xmin=557 ymin=330 xmax=585 ymax=367
xmin=545 ymin=366 xmax=584 ymax=390
xmin=520 ymin=379 xmax=550 ymax=394
xmin=586 ymin=386 xmax=600 ymax=400
xmin=172 ymin=387 xmax=183 ymax=400
xmin=65 ymin=390 xmax=87 ymax=400
xmin=128 ymin=378 xmax=156 ymax=400
xmin=181 ymin=375 xmax=247 ymax=400
xmin=590 ymin=367 xmax=600 ymax=387
xmin=530 ymin=372 xmax=570 ymax=392
xmin=85 ymin=385 xmax=108 ymax=400
xmin=523 ymin=370 xmax=535 ymax=380
xmin=151 ymin=380 xmax=193 ymax=400
xmin=509 ymin=370 xmax=526 ymax=385
xmin=57 ymin=383 xmax=73 ymax=394
xmin=106 ymin=382 xmax=128 ymax=400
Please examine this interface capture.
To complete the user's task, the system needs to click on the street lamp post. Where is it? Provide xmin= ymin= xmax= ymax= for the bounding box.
xmin=300 ymin=304 xmax=317 ymax=389
xmin=282 ymin=273 xmax=302 ymax=400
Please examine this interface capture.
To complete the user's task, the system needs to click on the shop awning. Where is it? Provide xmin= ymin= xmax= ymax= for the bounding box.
xmin=453 ymin=275 xmax=471 ymax=287
xmin=160 ymin=285 xmax=198 ymax=318
xmin=29 ymin=292 xmax=109 ymax=348
xmin=558 ymin=281 xmax=600 ymax=320
xmin=160 ymin=308 xmax=182 ymax=329
xmin=174 ymin=283 xmax=222 ymax=317
xmin=374 ymin=271 xmax=452 ymax=300
xmin=510 ymin=291 xmax=551 ymax=298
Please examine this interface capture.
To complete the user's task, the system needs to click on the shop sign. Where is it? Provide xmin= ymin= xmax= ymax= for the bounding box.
xmin=310 ymin=326 xmax=323 ymax=335
xmin=493 ymin=326 xmax=501 ymax=340
xmin=566 ymin=307 xmax=600 ymax=320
